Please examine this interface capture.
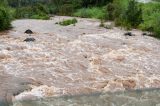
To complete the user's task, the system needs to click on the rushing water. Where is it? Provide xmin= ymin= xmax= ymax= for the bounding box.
xmin=13 ymin=88 xmax=160 ymax=106
xmin=0 ymin=16 xmax=160 ymax=106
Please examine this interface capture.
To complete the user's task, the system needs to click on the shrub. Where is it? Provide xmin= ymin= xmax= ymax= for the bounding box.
xmin=74 ymin=7 xmax=107 ymax=19
xmin=15 ymin=3 xmax=49 ymax=20
xmin=112 ymin=0 xmax=129 ymax=26
xmin=123 ymin=0 xmax=142 ymax=28
xmin=30 ymin=14 xmax=49 ymax=20
xmin=113 ymin=0 xmax=142 ymax=29
xmin=0 ymin=7 xmax=11 ymax=31
xmin=59 ymin=4 xmax=74 ymax=16
xmin=32 ymin=3 xmax=49 ymax=14
xmin=153 ymin=16 xmax=160 ymax=38
xmin=105 ymin=3 xmax=115 ymax=20
xmin=47 ymin=4 xmax=58 ymax=14
xmin=74 ymin=8 xmax=90 ymax=18
xmin=59 ymin=18 xmax=78 ymax=26
xmin=99 ymin=19 xmax=105 ymax=27
xmin=139 ymin=2 xmax=160 ymax=38
xmin=15 ymin=7 xmax=32 ymax=18
xmin=8 ymin=7 xmax=16 ymax=20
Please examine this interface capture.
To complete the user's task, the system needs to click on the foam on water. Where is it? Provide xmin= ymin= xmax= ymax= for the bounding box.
xmin=0 ymin=16 xmax=160 ymax=103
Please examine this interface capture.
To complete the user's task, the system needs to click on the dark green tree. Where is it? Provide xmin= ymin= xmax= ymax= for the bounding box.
xmin=0 ymin=7 xmax=11 ymax=30
xmin=124 ymin=0 xmax=142 ymax=28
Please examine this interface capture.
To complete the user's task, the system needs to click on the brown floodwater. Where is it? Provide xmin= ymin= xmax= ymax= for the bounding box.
xmin=0 ymin=16 xmax=160 ymax=103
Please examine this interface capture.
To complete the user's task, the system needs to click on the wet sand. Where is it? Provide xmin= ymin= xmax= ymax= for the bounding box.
xmin=0 ymin=16 xmax=160 ymax=104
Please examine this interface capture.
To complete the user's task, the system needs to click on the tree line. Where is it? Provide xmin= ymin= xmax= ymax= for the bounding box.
xmin=4 ymin=0 xmax=111 ymax=7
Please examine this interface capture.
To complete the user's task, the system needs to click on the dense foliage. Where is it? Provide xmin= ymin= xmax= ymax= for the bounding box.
xmin=140 ymin=2 xmax=160 ymax=37
xmin=104 ymin=0 xmax=160 ymax=38
xmin=0 ymin=2 xmax=12 ymax=31
xmin=15 ymin=3 xmax=49 ymax=19
xmin=74 ymin=7 xmax=106 ymax=19
xmin=123 ymin=0 xmax=143 ymax=28
xmin=109 ymin=0 xmax=143 ymax=29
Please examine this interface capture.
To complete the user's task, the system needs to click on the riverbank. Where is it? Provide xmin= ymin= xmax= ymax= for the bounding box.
xmin=0 ymin=16 xmax=160 ymax=105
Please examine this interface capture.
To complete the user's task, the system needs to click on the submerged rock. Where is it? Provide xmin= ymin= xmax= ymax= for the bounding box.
xmin=24 ymin=38 xmax=36 ymax=42
xmin=124 ymin=32 xmax=135 ymax=36
xmin=142 ymin=32 xmax=147 ymax=36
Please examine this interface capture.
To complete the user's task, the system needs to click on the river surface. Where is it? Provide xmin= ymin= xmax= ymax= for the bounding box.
xmin=0 ymin=16 xmax=160 ymax=105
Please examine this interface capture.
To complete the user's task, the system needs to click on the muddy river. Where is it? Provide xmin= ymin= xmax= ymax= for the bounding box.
xmin=0 ymin=16 xmax=160 ymax=105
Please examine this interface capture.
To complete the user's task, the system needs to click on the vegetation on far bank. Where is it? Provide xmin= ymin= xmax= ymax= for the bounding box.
xmin=58 ymin=18 xmax=77 ymax=26
xmin=0 ymin=0 xmax=160 ymax=38
xmin=74 ymin=7 xmax=106 ymax=19
xmin=14 ymin=3 xmax=50 ymax=20
xmin=0 ymin=3 xmax=12 ymax=31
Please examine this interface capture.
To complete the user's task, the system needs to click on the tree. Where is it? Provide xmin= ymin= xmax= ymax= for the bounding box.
xmin=124 ymin=0 xmax=142 ymax=28
xmin=0 ymin=7 xmax=11 ymax=30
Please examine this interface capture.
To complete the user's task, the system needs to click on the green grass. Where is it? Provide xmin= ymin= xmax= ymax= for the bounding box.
xmin=73 ymin=7 xmax=107 ymax=19
xmin=30 ymin=14 xmax=50 ymax=20
xmin=58 ymin=18 xmax=78 ymax=26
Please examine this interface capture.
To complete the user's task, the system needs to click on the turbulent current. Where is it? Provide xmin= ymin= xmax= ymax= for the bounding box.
xmin=0 ymin=16 xmax=160 ymax=105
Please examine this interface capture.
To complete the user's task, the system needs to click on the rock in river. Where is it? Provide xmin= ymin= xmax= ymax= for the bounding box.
xmin=24 ymin=29 xmax=33 ymax=34
xmin=24 ymin=38 xmax=36 ymax=42
xmin=124 ymin=32 xmax=135 ymax=36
